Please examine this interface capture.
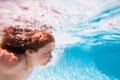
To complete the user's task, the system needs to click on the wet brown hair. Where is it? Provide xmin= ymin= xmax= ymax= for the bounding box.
xmin=0 ymin=26 xmax=55 ymax=54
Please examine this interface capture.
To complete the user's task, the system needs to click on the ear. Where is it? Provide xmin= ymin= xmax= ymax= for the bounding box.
xmin=25 ymin=49 xmax=35 ymax=57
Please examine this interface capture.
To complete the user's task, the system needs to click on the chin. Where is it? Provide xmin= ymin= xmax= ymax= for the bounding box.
xmin=44 ymin=61 xmax=50 ymax=65
xmin=40 ymin=61 xmax=50 ymax=66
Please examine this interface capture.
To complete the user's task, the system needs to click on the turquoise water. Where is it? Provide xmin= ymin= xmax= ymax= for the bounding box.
xmin=0 ymin=0 xmax=120 ymax=80
xmin=28 ymin=0 xmax=120 ymax=80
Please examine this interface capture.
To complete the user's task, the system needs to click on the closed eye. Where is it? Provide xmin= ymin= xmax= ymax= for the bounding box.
xmin=45 ymin=52 xmax=51 ymax=55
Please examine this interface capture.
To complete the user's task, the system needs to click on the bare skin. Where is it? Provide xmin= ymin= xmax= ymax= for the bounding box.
xmin=0 ymin=42 xmax=55 ymax=80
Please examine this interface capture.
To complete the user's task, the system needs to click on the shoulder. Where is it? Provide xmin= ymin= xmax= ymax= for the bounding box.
xmin=0 ymin=48 xmax=19 ymax=67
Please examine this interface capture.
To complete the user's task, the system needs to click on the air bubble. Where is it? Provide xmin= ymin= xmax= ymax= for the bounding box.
xmin=21 ymin=44 xmax=24 ymax=46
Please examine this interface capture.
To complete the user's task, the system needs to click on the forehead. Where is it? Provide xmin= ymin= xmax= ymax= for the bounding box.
xmin=38 ymin=42 xmax=55 ymax=52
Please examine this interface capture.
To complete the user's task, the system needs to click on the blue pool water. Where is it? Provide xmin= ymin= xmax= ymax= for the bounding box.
xmin=27 ymin=0 xmax=120 ymax=80
xmin=0 ymin=0 xmax=120 ymax=80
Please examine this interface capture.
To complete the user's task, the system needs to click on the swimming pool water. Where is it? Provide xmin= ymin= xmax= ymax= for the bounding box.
xmin=0 ymin=0 xmax=120 ymax=80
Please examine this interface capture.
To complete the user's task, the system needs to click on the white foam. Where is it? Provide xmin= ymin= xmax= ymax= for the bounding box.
xmin=53 ymin=31 xmax=82 ymax=45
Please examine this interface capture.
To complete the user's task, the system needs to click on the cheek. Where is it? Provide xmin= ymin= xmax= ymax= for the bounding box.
xmin=39 ymin=54 xmax=52 ymax=62
xmin=45 ymin=53 xmax=52 ymax=58
xmin=38 ymin=54 xmax=49 ymax=61
xmin=42 ymin=55 xmax=50 ymax=59
xmin=38 ymin=55 xmax=51 ymax=65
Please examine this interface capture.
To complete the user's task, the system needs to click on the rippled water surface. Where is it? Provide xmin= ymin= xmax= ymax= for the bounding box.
xmin=0 ymin=0 xmax=120 ymax=80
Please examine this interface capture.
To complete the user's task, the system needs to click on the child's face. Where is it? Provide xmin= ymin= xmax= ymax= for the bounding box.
xmin=34 ymin=42 xmax=55 ymax=66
